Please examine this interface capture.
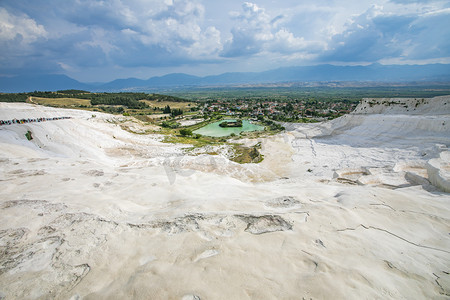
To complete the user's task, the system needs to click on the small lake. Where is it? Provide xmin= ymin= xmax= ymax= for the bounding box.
xmin=193 ymin=119 xmax=265 ymax=137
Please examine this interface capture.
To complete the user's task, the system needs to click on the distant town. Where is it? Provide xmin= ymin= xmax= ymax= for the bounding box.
xmin=198 ymin=98 xmax=358 ymax=122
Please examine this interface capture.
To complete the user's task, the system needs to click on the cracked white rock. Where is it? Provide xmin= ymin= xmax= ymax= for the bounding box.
xmin=0 ymin=97 xmax=449 ymax=299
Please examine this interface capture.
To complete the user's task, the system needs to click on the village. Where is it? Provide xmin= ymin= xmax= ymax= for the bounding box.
xmin=197 ymin=98 xmax=359 ymax=122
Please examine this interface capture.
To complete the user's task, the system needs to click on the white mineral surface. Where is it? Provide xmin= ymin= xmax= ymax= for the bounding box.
xmin=0 ymin=96 xmax=449 ymax=299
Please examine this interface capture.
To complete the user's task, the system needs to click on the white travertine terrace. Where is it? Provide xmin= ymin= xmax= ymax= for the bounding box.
xmin=0 ymin=96 xmax=449 ymax=299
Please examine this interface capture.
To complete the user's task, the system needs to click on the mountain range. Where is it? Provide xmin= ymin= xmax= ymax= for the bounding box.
xmin=1 ymin=63 xmax=450 ymax=93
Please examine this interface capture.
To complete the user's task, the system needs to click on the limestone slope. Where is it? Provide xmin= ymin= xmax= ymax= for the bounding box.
xmin=0 ymin=99 xmax=449 ymax=300
xmin=288 ymin=96 xmax=450 ymax=190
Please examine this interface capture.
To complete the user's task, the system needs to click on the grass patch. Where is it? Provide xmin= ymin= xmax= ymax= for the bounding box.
xmin=163 ymin=134 xmax=220 ymax=148
xmin=133 ymin=114 xmax=153 ymax=122
xmin=231 ymin=143 xmax=263 ymax=164
xmin=30 ymin=97 xmax=91 ymax=107
xmin=140 ymin=100 xmax=195 ymax=110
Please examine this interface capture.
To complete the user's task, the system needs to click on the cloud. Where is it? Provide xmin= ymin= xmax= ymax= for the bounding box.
xmin=389 ymin=0 xmax=433 ymax=3
xmin=270 ymin=29 xmax=325 ymax=54
xmin=68 ymin=0 xmax=222 ymax=64
xmin=0 ymin=8 xmax=49 ymax=72
xmin=221 ymin=2 xmax=324 ymax=58
xmin=0 ymin=0 xmax=448 ymax=79
xmin=221 ymin=2 xmax=273 ymax=57
xmin=319 ymin=4 xmax=450 ymax=63
xmin=406 ymin=8 xmax=450 ymax=59
xmin=0 ymin=0 xmax=223 ymax=75
xmin=0 ymin=8 xmax=47 ymax=44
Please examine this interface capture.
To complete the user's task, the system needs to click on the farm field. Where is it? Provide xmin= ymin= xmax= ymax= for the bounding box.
xmin=28 ymin=96 xmax=91 ymax=107
xmin=140 ymin=99 xmax=195 ymax=110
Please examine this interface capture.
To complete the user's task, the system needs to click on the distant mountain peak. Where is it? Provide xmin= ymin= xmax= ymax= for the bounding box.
xmin=1 ymin=64 xmax=449 ymax=93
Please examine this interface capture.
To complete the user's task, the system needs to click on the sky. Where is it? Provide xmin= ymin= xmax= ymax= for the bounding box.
xmin=1 ymin=0 xmax=449 ymax=82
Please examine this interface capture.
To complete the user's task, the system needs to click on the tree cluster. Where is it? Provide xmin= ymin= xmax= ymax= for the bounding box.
xmin=171 ymin=108 xmax=183 ymax=117
xmin=90 ymin=96 xmax=148 ymax=109
xmin=163 ymin=105 xmax=183 ymax=117
xmin=147 ymin=93 xmax=186 ymax=102
xmin=99 ymin=106 xmax=124 ymax=114
xmin=0 ymin=93 xmax=28 ymax=102
xmin=57 ymin=89 xmax=90 ymax=94
xmin=163 ymin=105 xmax=171 ymax=114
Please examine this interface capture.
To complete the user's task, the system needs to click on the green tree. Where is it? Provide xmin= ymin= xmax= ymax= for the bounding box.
xmin=171 ymin=108 xmax=183 ymax=117
xmin=179 ymin=128 xmax=192 ymax=136
xmin=163 ymin=105 xmax=171 ymax=114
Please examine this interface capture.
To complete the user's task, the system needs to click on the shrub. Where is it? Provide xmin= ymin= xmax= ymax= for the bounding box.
xmin=161 ymin=121 xmax=180 ymax=128
xmin=25 ymin=131 xmax=33 ymax=141
xmin=179 ymin=128 xmax=193 ymax=136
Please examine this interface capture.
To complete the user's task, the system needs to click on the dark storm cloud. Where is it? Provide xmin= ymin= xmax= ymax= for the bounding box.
xmin=0 ymin=0 xmax=448 ymax=80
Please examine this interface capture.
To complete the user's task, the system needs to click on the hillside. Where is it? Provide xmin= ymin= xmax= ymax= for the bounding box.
xmin=1 ymin=64 xmax=450 ymax=92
